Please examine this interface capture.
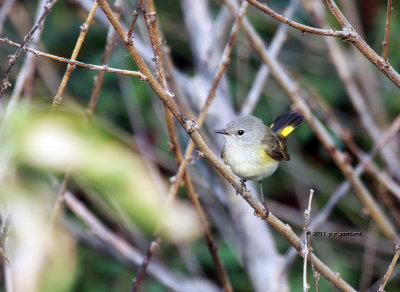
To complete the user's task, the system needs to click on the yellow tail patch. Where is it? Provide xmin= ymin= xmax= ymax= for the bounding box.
xmin=279 ymin=125 xmax=295 ymax=137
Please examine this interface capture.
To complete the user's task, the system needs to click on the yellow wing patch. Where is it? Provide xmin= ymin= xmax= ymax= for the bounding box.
xmin=279 ymin=125 xmax=295 ymax=137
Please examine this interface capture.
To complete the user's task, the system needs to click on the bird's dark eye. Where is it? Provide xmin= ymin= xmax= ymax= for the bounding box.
xmin=237 ymin=130 xmax=244 ymax=136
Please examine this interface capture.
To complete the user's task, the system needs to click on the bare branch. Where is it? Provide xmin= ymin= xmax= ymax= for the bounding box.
xmin=0 ymin=38 xmax=146 ymax=80
xmin=127 ymin=0 xmax=143 ymax=43
xmin=382 ymin=0 xmax=393 ymax=61
xmin=322 ymin=0 xmax=400 ymax=88
xmin=0 ymin=0 xmax=59 ymax=97
xmin=239 ymin=0 xmax=300 ymax=117
xmin=247 ymin=0 xmax=350 ymax=37
xmin=51 ymin=1 xmax=98 ymax=111
xmin=87 ymin=0 xmax=124 ymax=117
xmin=378 ymin=243 xmax=400 ymax=292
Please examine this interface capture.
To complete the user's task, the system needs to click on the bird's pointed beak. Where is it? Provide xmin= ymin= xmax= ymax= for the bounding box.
xmin=215 ymin=129 xmax=229 ymax=135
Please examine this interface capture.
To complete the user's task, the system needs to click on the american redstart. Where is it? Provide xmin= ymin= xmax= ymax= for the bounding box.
xmin=215 ymin=112 xmax=304 ymax=216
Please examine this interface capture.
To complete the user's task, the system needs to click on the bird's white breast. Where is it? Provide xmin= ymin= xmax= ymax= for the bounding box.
xmin=222 ymin=138 xmax=279 ymax=181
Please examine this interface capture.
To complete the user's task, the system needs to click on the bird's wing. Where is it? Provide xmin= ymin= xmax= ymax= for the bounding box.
xmin=262 ymin=133 xmax=290 ymax=161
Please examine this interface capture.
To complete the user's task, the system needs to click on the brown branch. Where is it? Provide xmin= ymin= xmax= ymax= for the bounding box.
xmin=131 ymin=1 xmax=186 ymax=290
xmin=161 ymin=48 xmax=236 ymax=292
xmin=0 ymin=0 xmax=59 ymax=97
xmin=130 ymin=236 xmax=161 ymax=292
xmin=247 ymin=0 xmax=350 ymax=37
xmin=248 ymin=0 xmax=400 ymax=88
xmin=378 ymin=243 xmax=400 ymax=292
xmin=5 ymin=0 xmax=48 ymax=119
xmin=321 ymin=0 xmax=400 ymax=88
xmin=0 ymin=38 xmax=146 ymax=80
xmin=51 ymin=1 xmax=98 ymax=111
xmin=239 ymin=0 xmax=300 ymax=116
xmin=87 ymin=0 xmax=123 ymax=116
xmin=382 ymin=0 xmax=392 ymax=61
xmin=127 ymin=0 xmax=143 ymax=43
xmin=95 ymin=0 xmax=358 ymax=290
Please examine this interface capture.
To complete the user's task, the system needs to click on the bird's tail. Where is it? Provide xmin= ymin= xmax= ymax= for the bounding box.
xmin=270 ymin=112 xmax=304 ymax=138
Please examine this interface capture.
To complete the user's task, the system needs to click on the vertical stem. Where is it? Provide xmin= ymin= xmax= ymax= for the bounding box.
xmin=378 ymin=243 xmax=400 ymax=292
xmin=382 ymin=0 xmax=392 ymax=62
xmin=52 ymin=1 xmax=98 ymax=111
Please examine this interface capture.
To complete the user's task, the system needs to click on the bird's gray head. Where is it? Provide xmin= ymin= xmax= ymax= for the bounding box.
xmin=215 ymin=116 xmax=269 ymax=146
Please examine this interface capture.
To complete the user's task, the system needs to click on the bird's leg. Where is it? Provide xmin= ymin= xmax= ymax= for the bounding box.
xmin=237 ymin=179 xmax=247 ymax=195
xmin=259 ymin=181 xmax=269 ymax=218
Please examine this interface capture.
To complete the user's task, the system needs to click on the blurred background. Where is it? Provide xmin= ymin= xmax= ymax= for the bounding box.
xmin=0 ymin=0 xmax=400 ymax=291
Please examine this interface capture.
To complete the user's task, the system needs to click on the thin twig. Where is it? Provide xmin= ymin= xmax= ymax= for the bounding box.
xmin=382 ymin=0 xmax=392 ymax=62
xmin=87 ymin=0 xmax=124 ymax=116
xmin=51 ymin=1 xmax=98 ymax=111
xmin=4 ymin=0 xmax=48 ymax=120
xmin=127 ymin=0 xmax=143 ymax=44
xmin=131 ymin=1 xmax=184 ymax=290
xmin=321 ymin=0 xmax=400 ymax=88
xmin=239 ymin=0 xmax=300 ymax=117
xmin=0 ymin=38 xmax=145 ymax=79
xmin=247 ymin=0 xmax=350 ymax=37
xmin=0 ymin=0 xmax=59 ymax=97
xmin=378 ymin=243 xmax=400 ymax=292
xmin=130 ymin=236 xmax=161 ymax=292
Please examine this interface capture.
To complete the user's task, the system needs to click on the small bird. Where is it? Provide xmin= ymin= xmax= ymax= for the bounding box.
xmin=215 ymin=112 xmax=304 ymax=216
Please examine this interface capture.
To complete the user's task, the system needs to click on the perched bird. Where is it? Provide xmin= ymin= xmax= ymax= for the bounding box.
xmin=215 ymin=112 xmax=304 ymax=215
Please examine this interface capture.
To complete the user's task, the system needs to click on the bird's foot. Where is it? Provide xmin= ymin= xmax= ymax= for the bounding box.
xmin=236 ymin=179 xmax=247 ymax=195
xmin=262 ymin=201 xmax=269 ymax=219
xmin=253 ymin=201 xmax=269 ymax=219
